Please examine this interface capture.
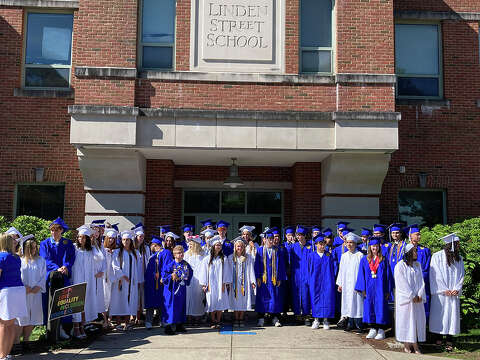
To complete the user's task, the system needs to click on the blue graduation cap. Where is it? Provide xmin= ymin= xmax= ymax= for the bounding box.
xmin=270 ymin=227 xmax=280 ymax=235
xmin=263 ymin=229 xmax=274 ymax=238
xmin=216 ymin=220 xmax=230 ymax=229
xmin=336 ymin=221 xmax=349 ymax=230
xmin=361 ymin=227 xmax=372 ymax=236
xmin=368 ymin=238 xmax=381 ymax=246
xmin=49 ymin=217 xmax=69 ymax=233
xmin=151 ymin=236 xmax=163 ymax=245
xmin=131 ymin=222 xmax=144 ymax=230
xmin=341 ymin=228 xmax=354 ymax=236
xmin=296 ymin=225 xmax=308 ymax=235
xmin=156 ymin=225 xmax=171 ymax=234
xmin=201 ymin=219 xmax=214 ymax=227
xmin=91 ymin=219 xmax=106 ymax=228
xmin=284 ymin=226 xmax=295 ymax=235
xmin=389 ymin=223 xmax=403 ymax=232
xmin=111 ymin=223 xmax=119 ymax=231
xmin=408 ymin=224 xmax=420 ymax=235
xmin=181 ymin=224 xmax=194 ymax=233
xmin=313 ymin=234 xmax=325 ymax=243
xmin=311 ymin=225 xmax=321 ymax=232
xmin=373 ymin=224 xmax=387 ymax=233
xmin=322 ymin=228 xmax=333 ymax=237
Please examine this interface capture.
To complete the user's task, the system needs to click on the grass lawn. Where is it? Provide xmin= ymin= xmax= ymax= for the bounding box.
xmin=422 ymin=329 xmax=480 ymax=360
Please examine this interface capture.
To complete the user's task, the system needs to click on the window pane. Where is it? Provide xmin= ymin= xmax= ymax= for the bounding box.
xmin=143 ymin=46 xmax=173 ymax=69
xmin=247 ymin=192 xmax=282 ymax=214
xmin=301 ymin=0 xmax=332 ymax=47
xmin=397 ymin=77 xmax=439 ymax=97
xmin=221 ymin=191 xmax=245 ymax=214
xmin=25 ymin=68 xmax=70 ymax=88
xmin=270 ymin=217 xmax=282 ymax=230
xmin=301 ymin=50 xmax=331 ymax=73
xmin=16 ymin=185 xmax=65 ymax=219
xmin=398 ymin=190 xmax=445 ymax=228
xmin=184 ymin=191 xmax=219 ymax=213
xmin=142 ymin=0 xmax=175 ymax=43
xmin=26 ymin=13 xmax=73 ymax=65
xmin=395 ymin=24 xmax=439 ymax=75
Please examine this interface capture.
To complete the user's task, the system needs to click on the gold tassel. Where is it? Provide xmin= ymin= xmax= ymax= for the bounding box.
xmin=272 ymin=250 xmax=277 ymax=286
xmin=262 ymin=249 xmax=267 ymax=284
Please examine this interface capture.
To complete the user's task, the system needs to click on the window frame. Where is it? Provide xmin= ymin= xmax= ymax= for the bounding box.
xmin=14 ymin=183 xmax=66 ymax=218
xmin=398 ymin=188 xmax=447 ymax=227
xmin=138 ymin=0 xmax=176 ymax=71
xmin=395 ymin=21 xmax=443 ymax=100
xmin=299 ymin=0 xmax=335 ymax=74
xmin=22 ymin=9 xmax=74 ymax=90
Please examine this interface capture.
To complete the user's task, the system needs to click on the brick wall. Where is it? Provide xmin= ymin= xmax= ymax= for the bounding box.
xmin=291 ymin=162 xmax=322 ymax=225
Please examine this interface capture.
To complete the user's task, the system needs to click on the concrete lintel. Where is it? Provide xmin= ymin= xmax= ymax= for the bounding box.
xmin=335 ymin=73 xmax=396 ymax=84
xmin=174 ymin=180 xmax=292 ymax=189
xmin=0 ymin=0 xmax=78 ymax=7
xmin=333 ymin=111 xmax=401 ymax=122
xmin=75 ymin=66 xmax=137 ymax=79
xmin=140 ymin=108 xmax=333 ymax=121
xmin=396 ymin=98 xmax=450 ymax=107
xmin=138 ymin=71 xmax=335 ymax=84
xmin=14 ymin=88 xmax=74 ymax=99
xmin=395 ymin=10 xmax=480 ymax=21
xmin=69 ymin=105 xmax=139 ymax=116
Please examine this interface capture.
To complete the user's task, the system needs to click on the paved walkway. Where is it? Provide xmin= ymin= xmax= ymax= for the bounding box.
xmin=21 ymin=325 xmax=447 ymax=360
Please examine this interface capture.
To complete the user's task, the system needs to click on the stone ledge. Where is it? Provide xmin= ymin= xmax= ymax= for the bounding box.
xmin=335 ymin=73 xmax=396 ymax=84
xmin=68 ymin=105 xmax=139 ymax=116
xmin=139 ymin=108 xmax=333 ymax=121
xmin=333 ymin=111 xmax=401 ymax=121
xmin=14 ymin=88 xmax=74 ymax=99
xmin=0 ymin=0 xmax=78 ymax=7
xmin=75 ymin=67 xmax=137 ymax=79
xmin=395 ymin=10 xmax=480 ymax=21
xmin=138 ymin=71 xmax=335 ymax=84
xmin=396 ymin=98 xmax=450 ymax=107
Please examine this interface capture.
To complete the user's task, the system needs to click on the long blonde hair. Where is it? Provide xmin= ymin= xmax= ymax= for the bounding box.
xmin=0 ymin=233 xmax=15 ymax=253
xmin=186 ymin=241 xmax=202 ymax=256
xmin=233 ymin=240 xmax=246 ymax=263
xmin=23 ymin=239 xmax=39 ymax=263
xmin=367 ymin=245 xmax=384 ymax=263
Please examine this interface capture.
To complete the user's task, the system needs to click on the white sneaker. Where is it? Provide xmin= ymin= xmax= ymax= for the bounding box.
xmin=59 ymin=327 xmax=70 ymax=340
xmin=366 ymin=328 xmax=377 ymax=339
xmin=323 ymin=321 xmax=330 ymax=330
xmin=374 ymin=329 xmax=385 ymax=340
xmin=273 ymin=317 xmax=282 ymax=327
xmin=311 ymin=319 xmax=320 ymax=329
xmin=145 ymin=321 xmax=152 ymax=330
xmin=257 ymin=318 xmax=265 ymax=327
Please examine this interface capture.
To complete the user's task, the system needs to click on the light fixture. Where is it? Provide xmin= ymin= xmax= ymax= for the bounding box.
xmin=418 ymin=172 xmax=427 ymax=188
xmin=223 ymin=158 xmax=244 ymax=189
xmin=34 ymin=167 xmax=44 ymax=182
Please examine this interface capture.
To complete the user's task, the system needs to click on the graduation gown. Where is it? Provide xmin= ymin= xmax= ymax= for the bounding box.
xmin=355 ymin=256 xmax=393 ymax=325
xmin=429 ymin=250 xmax=464 ymax=335
xmin=162 ymin=259 xmax=193 ymax=324
xmin=229 ymin=253 xmax=256 ymax=311
xmin=103 ymin=248 xmax=115 ymax=312
xmin=93 ymin=245 xmax=106 ymax=314
xmin=222 ymin=239 xmax=234 ymax=257
xmin=387 ymin=241 xmax=406 ymax=301
xmin=198 ymin=255 xmax=233 ymax=312
xmin=110 ymin=249 xmax=140 ymax=316
xmin=254 ymin=246 xmax=287 ymax=314
xmin=286 ymin=242 xmax=311 ymax=315
xmin=19 ymin=257 xmax=46 ymax=326
xmin=308 ymin=252 xmax=336 ymax=319
xmin=137 ymin=246 xmax=151 ymax=308
xmin=144 ymin=249 xmax=173 ymax=309
xmin=336 ymin=250 xmax=364 ymax=318
xmin=394 ymin=260 xmax=426 ymax=343
xmin=71 ymin=247 xmax=98 ymax=322
xmin=184 ymin=251 xmax=206 ymax=316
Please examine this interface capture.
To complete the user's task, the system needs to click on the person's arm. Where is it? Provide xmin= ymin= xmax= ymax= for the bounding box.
xmin=394 ymin=262 xmax=415 ymax=305
xmin=452 ymin=257 xmax=465 ymax=296
xmin=39 ymin=241 xmax=59 ymax=273
xmin=354 ymin=257 xmax=366 ymax=295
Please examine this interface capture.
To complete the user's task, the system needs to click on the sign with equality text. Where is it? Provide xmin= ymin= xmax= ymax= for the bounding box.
xmin=49 ymin=283 xmax=86 ymax=321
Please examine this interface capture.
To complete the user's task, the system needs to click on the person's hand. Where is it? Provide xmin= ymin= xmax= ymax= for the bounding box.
xmin=451 ymin=290 xmax=459 ymax=296
xmin=32 ymin=286 xmax=41 ymax=294
xmin=277 ymin=280 xmax=281 ymax=287
xmin=222 ymin=283 xmax=226 ymax=293
xmin=122 ymin=275 xmax=130 ymax=283
xmin=338 ymin=286 xmax=342 ymax=292
xmin=363 ymin=291 xmax=366 ymax=298
xmin=171 ymin=273 xmax=180 ymax=281
xmin=25 ymin=286 xmax=31 ymax=294
xmin=444 ymin=290 xmax=452 ymax=296
xmin=95 ymin=272 xmax=104 ymax=278
xmin=251 ymin=282 xmax=256 ymax=289
xmin=202 ymin=285 xmax=208 ymax=293
xmin=257 ymin=279 xmax=262 ymax=287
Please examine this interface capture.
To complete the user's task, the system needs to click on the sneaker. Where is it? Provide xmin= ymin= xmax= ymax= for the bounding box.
xmin=323 ymin=321 xmax=330 ymax=330
xmin=59 ymin=327 xmax=71 ymax=340
xmin=304 ymin=318 xmax=311 ymax=326
xmin=311 ymin=319 xmax=320 ymax=330
xmin=337 ymin=317 xmax=347 ymax=329
xmin=273 ymin=317 xmax=282 ymax=327
xmin=374 ymin=329 xmax=385 ymax=340
xmin=145 ymin=321 xmax=152 ymax=330
xmin=257 ymin=318 xmax=265 ymax=327
xmin=366 ymin=328 xmax=377 ymax=339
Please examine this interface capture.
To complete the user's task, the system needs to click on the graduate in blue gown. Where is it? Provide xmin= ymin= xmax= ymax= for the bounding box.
xmin=39 ymin=217 xmax=75 ymax=340
xmin=358 ymin=228 xmax=371 ymax=255
xmin=333 ymin=222 xmax=349 ymax=248
xmin=216 ymin=220 xmax=233 ymax=257
xmin=286 ymin=225 xmax=311 ymax=325
xmin=144 ymin=236 xmax=173 ymax=329
xmin=272 ymin=227 xmax=288 ymax=318
xmin=372 ymin=224 xmax=392 ymax=257
xmin=308 ymin=235 xmax=336 ymax=330
xmin=180 ymin=224 xmax=194 ymax=251
xmin=161 ymin=245 xmax=193 ymax=335
xmin=282 ymin=226 xmax=296 ymax=316
xmin=386 ymin=223 xmax=406 ymax=301
xmin=255 ymin=230 xmax=287 ymax=327
xmin=355 ymin=238 xmax=393 ymax=340
xmin=322 ymin=228 xmax=334 ymax=254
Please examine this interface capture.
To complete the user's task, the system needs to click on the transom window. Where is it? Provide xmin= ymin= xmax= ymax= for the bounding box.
xmin=15 ymin=184 xmax=65 ymax=219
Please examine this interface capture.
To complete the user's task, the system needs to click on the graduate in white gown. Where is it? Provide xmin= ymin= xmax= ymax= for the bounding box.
xmin=132 ymin=223 xmax=150 ymax=324
xmin=429 ymin=234 xmax=464 ymax=348
xmin=18 ymin=236 xmax=46 ymax=342
xmin=90 ymin=222 xmax=107 ymax=327
xmin=394 ymin=243 xmax=426 ymax=354
xmin=336 ymin=233 xmax=364 ymax=332
xmin=184 ymin=235 xmax=206 ymax=324
xmin=110 ymin=230 xmax=141 ymax=331
xmin=102 ymin=228 xmax=118 ymax=316
xmin=229 ymin=238 xmax=256 ymax=327
xmin=198 ymin=237 xmax=232 ymax=328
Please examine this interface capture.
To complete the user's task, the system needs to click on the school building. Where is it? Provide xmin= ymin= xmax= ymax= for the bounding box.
xmin=0 ymin=0 xmax=479 ymax=238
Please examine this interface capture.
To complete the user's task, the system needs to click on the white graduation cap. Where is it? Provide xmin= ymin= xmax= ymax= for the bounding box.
xmin=209 ymin=235 xmax=222 ymax=247
xmin=164 ymin=231 xmax=180 ymax=240
xmin=133 ymin=226 xmax=144 ymax=236
xmin=6 ymin=227 xmax=22 ymax=239
xmin=439 ymin=233 xmax=459 ymax=251
xmin=189 ymin=235 xmax=202 ymax=244
xmin=404 ymin=243 xmax=415 ymax=255
xmin=201 ymin=229 xmax=217 ymax=238
xmin=18 ymin=234 xmax=35 ymax=249
xmin=232 ymin=235 xmax=246 ymax=245
xmin=345 ymin=232 xmax=361 ymax=243
xmin=104 ymin=228 xmax=118 ymax=238
xmin=239 ymin=225 xmax=255 ymax=234
xmin=77 ymin=225 xmax=94 ymax=237
xmin=121 ymin=230 xmax=135 ymax=240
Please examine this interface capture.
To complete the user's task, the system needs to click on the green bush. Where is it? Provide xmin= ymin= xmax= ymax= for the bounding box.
xmin=2 ymin=215 xmax=73 ymax=242
xmin=0 ymin=216 xmax=9 ymax=233
xmin=420 ymin=217 xmax=480 ymax=331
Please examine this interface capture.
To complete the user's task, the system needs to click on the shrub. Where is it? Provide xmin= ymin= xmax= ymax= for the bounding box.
xmin=8 ymin=215 xmax=73 ymax=242
xmin=420 ymin=217 xmax=480 ymax=331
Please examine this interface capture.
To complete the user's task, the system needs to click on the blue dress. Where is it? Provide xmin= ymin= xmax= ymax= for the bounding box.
xmin=286 ymin=242 xmax=312 ymax=315
xmin=161 ymin=259 xmax=193 ymax=324
xmin=0 ymin=252 xmax=23 ymax=289
xmin=355 ymin=256 xmax=393 ymax=325
xmin=144 ymin=249 xmax=173 ymax=309
xmin=307 ymin=252 xmax=336 ymax=319
xmin=254 ymin=246 xmax=287 ymax=314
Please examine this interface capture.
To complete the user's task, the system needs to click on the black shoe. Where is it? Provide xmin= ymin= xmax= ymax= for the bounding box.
xmin=344 ymin=325 xmax=353 ymax=332
xmin=353 ymin=328 xmax=364 ymax=334
xmin=337 ymin=317 xmax=347 ymax=329
xmin=176 ymin=324 xmax=187 ymax=333
xmin=164 ymin=325 xmax=175 ymax=335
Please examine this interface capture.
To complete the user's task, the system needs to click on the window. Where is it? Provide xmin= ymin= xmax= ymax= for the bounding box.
xmin=24 ymin=12 xmax=73 ymax=89
xmin=398 ymin=189 xmax=446 ymax=228
xmin=300 ymin=0 xmax=333 ymax=73
xmin=15 ymin=184 xmax=65 ymax=219
xmin=140 ymin=0 xmax=175 ymax=70
xmin=395 ymin=23 xmax=442 ymax=98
